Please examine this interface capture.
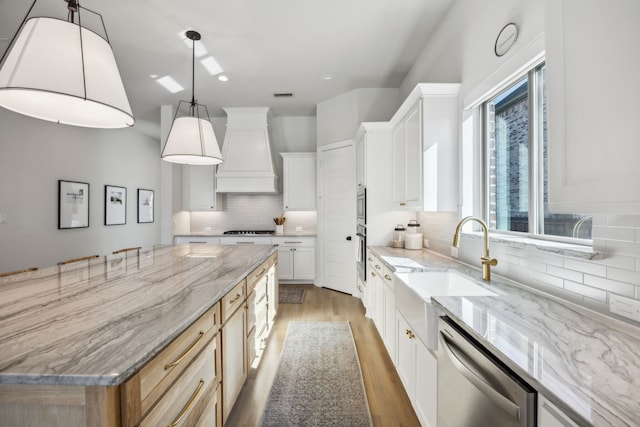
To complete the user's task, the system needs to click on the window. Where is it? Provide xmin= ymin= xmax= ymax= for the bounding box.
xmin=483 ymin=63 xmax=592 ymax=241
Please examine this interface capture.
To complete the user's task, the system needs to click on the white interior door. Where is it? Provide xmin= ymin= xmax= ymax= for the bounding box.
xmin=318 ymin=141 xmax=356 ymax=295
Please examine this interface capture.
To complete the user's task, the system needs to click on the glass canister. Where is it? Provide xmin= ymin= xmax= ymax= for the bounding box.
xmin=392 ymin=224 xmax=406 ymax=248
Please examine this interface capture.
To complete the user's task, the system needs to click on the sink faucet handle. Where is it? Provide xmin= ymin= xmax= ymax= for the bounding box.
xmin=481 ymin=256 xmax=498 ymax=267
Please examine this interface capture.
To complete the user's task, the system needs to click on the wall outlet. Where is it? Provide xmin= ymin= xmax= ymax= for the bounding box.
xmin=0 ymin=213 xmax=7 ymax=224
xmin=450 ymin=246 xmax=459 ymax=258
xmin=610 ymin=294 xmax=640 ymax=321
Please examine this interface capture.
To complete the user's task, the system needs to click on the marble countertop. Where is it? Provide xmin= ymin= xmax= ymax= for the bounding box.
xmin=175 ymin=232 xmax=317 ymax=237
xmin=0 ymin=244 xmax=276 ymax=387
xmin=370 ymin=246 xmax=640 ymax=427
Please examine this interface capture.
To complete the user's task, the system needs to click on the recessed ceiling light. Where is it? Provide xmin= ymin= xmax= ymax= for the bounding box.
xmin=322 ymin=74 xmax=334 ymax=80
xmin=201 ymin=56 xmax=223 ymax=75
xmin=155 ymin=76 xmax=184 ymax=93
xmin=218 ymin=75 xmax=229 ymax=82
xmin=149 ymin=74 xmax=158 ymax=79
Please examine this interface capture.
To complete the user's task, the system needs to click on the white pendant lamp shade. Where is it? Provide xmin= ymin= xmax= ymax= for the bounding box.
xmin=162 ymin=116 xmax=223 ymax=165
xmin=0 ymin=17 xmax=134 ymax=128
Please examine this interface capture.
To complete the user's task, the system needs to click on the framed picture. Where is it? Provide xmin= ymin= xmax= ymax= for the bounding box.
xmin=137 ymin=189 xmax=154 ymax=223
xmin=58 ymin=180 xmax=90 ymax=229
xmin=105 ymin=185 xmax=127 ymax=225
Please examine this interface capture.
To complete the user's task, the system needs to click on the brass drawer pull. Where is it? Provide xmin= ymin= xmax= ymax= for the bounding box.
xmin=405 ymin=329 xmax=415 ymax=339
xmin=229 ymin=293 xmax=243 ymax=304
xmin=370 ymin=272 xmax=376 ymax=277
xmin=400 ymin=202 xmax=406 ymax=206
xmin=367 ymin=257 xmax=373 ymax=261
xmin=384 ymin=274 xmax=392 ymax=281
xmin=375 ymin=264 xmax=381 ymax=270
xmin=255 ymin=268 xmax=267 ymax=278
xmin=164 ymin=331 xmax=205 ymax=370
xmin=166 ymin=379 xmax=205 ymax=427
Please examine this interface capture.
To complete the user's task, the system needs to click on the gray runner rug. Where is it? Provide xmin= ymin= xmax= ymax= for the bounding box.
xmin=259 ymin=321 xmax=373 ymax=427
xmin=279 ymin=287 xmax=305 ymax=304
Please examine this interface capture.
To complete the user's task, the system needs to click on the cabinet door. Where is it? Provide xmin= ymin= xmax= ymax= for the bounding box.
xmin=282 ymin=153 xmax=316 ymax=211
xmin=383 ymin=274 xmax=396 ymax=363
xmin=292 ymin=247 xmax=315 ymax=280
xmin=396 ymin=312 xmax=416 ymax=399
xmin=356 ymin=134 xmax=366 ymax=188
xmin=415 ymin=341 xmax=437 ymax=427
xmin=277 ymin=247 xmax=294 ymax=280
xmin=538 ymin=395 xmax=578 ymax=427
xmin=392 ymin=122 xmax=406 ymax=205
xmin=183 ymin=165 xmax=222 ymax=211
xmin=404 ymin=102 xmax=422 ymax=205
xmin=222 ymin=306 xmax=247 ymax=420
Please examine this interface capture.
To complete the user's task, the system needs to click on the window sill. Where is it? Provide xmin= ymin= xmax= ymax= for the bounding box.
xmin=462 ymin=232 xmax=601 ymax=260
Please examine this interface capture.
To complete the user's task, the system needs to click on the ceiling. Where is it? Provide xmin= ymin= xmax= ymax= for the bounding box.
xmin=0 ymin=0 xmax=453 ymax=136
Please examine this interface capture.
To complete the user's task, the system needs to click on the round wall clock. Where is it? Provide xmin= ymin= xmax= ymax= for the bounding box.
xmin=494 ymin=23 xmax=518 ymax=57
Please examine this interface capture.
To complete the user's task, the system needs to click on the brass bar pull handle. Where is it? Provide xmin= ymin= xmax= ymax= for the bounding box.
xmin=166 ymin=379 xmax=205 ymax=427
xmin=400 ymin=202 xmax=406 ymax=206
xmin=255 ymin=268 xmax=267 ymax=278
xmin=284 ymin=241 xmax=302 ymax=244
xmin=164 ymin=331 xmax=205 ymax=370
xmin=230 ymin=293 xmax=243 ymax=304
xmin=375 ymin=264 xmax=381 ymax=270
xmin=384 ymin=274 xmax=392 ymax=281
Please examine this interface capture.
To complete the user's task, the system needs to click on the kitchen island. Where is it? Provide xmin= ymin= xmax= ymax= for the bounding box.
xmin=370 ymin=246 xmax=640 ymax=427
xmin=0 ymin=244 xmax=277 ymax=426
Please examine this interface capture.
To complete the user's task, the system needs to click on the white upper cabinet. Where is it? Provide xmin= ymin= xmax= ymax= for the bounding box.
xmin=391 ymin=83 xmax=460 ymax=211
xmin=182 ymin=165 xmax=223 ymax=211
xmin=546 ymin=0 xmax=640 ymax=213
xmin=281 ymin=153 xmax=316 ymax=211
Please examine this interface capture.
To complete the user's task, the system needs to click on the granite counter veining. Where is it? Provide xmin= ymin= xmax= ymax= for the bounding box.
xmin=0 ymin=244 xmax=276 ymax=387
xmin=370 ymin=246 xmax=640 ymax=427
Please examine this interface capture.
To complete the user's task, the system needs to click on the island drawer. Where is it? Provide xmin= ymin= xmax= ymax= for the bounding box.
xmin=222 ymin=279 xmax=246 ymax=322
xmin=247 ymin=257 xmax=270 ymax=290
xmin=121 ymin=303 xmax=220 ymax=427
xmin=139 ymin=335 xmax=218 ymax=427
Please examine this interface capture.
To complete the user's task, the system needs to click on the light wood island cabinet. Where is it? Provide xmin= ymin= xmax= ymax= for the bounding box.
xmin=0 ymin=245 xmax=278 ymax=427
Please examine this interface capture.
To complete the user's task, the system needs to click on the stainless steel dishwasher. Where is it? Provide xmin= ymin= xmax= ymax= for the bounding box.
xmin=437 ymin=316 xmax=536 ymax=427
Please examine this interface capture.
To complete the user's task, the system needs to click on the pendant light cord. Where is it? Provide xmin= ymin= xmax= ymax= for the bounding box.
xmin=190 ymin=36 xmax=196 ymax=115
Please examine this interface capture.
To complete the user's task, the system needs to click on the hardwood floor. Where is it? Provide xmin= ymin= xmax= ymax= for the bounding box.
xmin=225 ymin=284 xmax=421 ymax=427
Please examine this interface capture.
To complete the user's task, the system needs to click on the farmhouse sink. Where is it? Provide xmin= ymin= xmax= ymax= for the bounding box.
xmin=380 ymin=256 xmax=427 ymax=272
xmin=394 ymin=271 xmax=496 ymax=350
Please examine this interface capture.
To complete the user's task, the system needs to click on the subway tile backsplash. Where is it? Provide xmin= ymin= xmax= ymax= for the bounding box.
xmin=418 ymin=212 xmax=640 ymax=323
xmin=189 ymin=194 xmax=317 ymax=234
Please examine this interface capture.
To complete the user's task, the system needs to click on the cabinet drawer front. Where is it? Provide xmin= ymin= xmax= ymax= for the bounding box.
xmin=222 ymin=280 xmax=246 ymax=322
xmin=140 ymin=305 xmax=217 ymax=412
xmin=247 ymin=259 xmax=270 ymax=291
xmin=140 ymin=337 xmax=217 ymax=427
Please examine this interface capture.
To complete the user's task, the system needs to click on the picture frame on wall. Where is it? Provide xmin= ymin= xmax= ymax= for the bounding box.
xmin=58 ymin=180 xmax=90 ymax=229
xmin=105 ymin=185 xmax=127 ymax=225
xmin=137 ymin=189 xmax=154 ymax=223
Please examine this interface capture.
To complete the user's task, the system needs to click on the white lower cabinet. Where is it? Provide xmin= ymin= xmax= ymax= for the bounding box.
xmin=369 ymin=254 xmax=396 ymax=364
xmin=272 ymin=237 xmax=315 ymax=282
xmin=538 ymin=395 xmax=579 ymax=427
xmin=396 ymin=310 xmax=437 ymax=427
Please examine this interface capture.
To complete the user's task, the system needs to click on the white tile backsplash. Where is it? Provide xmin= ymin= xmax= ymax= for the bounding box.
xmin=188 ymin=194 xmax=317 ymax=234
xmin=418 ymin=211 xmax=640 ymax=323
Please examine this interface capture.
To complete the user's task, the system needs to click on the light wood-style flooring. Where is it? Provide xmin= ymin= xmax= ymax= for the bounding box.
xmin=225 ymin=284 xmax=421 ymax=427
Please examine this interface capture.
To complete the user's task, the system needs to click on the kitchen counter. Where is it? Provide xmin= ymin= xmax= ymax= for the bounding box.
xmin=370 ymin=246 xmax=640 ymax=427
xmin=0 ymin=244 xmax=276 ymax=387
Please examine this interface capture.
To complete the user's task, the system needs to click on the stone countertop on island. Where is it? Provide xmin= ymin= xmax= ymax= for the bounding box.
xmin=0 ymin=244 xmax=276 ymax=387
xmin=174 ymin=232 xmax=317 ymax=237
xmin=370 ymin=246 xmax=640 ymax=427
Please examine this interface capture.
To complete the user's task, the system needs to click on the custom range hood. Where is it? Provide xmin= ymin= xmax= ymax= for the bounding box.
xmin=216 ymin=107 xmax=279 ymax=193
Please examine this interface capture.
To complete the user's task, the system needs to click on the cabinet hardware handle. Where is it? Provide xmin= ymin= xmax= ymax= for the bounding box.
xmin=375 ymin=264 xmax=381 ymax=270
xmin=370 ymin=272 xmax=376 ymax=277
xmin=230 ymin=293 xmax=242 ymax=304
xmin=284 ymin=241 xmax=302 ymax=244
xmin=236 ymin=241 xmax=255 ymax=244
xmin=255 ymin=268 xmax=267 ymax=278
xmin=166 ymin=379 xmax=205 ymax=427
xmin=405 ymin=329 xmax=415 ymax=339
xmin=367 ymin=257 xmax=373 ymax=261
xmin=164 ymin=331 xmax=205 ymax=370
xmin=384 ymin=274 xmax=392 ymax=281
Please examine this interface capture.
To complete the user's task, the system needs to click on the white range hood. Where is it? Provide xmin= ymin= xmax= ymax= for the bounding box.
xmin=216 ymin=107 xmax=279 ymax=193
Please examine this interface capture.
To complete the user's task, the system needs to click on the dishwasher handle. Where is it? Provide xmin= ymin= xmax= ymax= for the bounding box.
xmin=440 ymin=331 xmax=521 ymax=421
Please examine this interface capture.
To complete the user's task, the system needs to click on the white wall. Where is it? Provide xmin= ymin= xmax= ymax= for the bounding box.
xmin=316 ymin=88 xmax=400 ymax=146
xmin=408 ymin=0 xmax=640 ymax=320
xmin=0 ymin=108 xmax=162 ymax=272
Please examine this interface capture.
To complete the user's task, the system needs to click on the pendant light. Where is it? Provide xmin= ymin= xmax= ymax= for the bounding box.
xmin=161 ymin=30 xmax=223 ymax=165
xmin=0 ymin=0 xmax=134 ymax=128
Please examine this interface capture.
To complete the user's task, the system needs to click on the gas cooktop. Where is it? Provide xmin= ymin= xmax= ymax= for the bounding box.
xmin=223 ymin=230 xmax=274 ymax=235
